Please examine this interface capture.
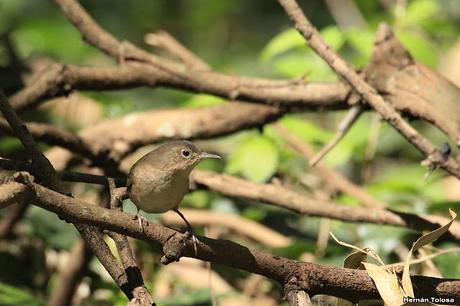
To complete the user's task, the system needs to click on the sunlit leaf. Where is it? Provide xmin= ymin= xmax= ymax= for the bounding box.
xmin=226 ymin=135 xmax=279 ymax=182
xmin=261 ymin=28 xmax=305 ymax=61
xmin=182 ymin=94 xmax=225 ymax=108
xmin=345 ymin=28 xmax=375 ymax=67
xmin=397 ymin=31 xmax=436 ymax=67
xmin=321 ymin=26 xmax=346 ymax=51
xmin=403 ymin=0 xmax=439 ymax=26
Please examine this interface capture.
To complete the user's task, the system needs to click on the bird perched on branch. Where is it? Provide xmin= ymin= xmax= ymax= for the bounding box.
xmin=127 ymin=140 xmax=220 ymax=253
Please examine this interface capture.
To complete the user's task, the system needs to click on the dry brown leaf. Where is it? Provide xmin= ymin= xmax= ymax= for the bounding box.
xmin=330 ymin=232 xmax=384 ymax=265
xmin=362 ymin=262 xmax=404 ymax=306
xmin=344 ymin=250 xmax=368 ymax=270
xmin=401 ymin=209 xmax=457 ymax=297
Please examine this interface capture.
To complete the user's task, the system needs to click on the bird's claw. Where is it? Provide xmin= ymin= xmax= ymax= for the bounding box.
xmin=134 ymin=213 xmax=148 ymax=232
xmin=184 ymin=230 xmax=199 ymax=256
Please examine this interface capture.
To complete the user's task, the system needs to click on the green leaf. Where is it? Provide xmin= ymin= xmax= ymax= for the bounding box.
xmin=182 ymin=94 xmax=225 ymax=108
xmin=273 ymin=53 xmax=337 ymax=80
xmin=0 ymin=137 xmax=23 ymax=153
xmin=272 ymin=53 xmax=310 ymax=77
xmin=226 ymin=135 xmax=279 ymax=182
xmin=403 ymin=0 xmax=439 ymax=26
xmin=345 ymin=28 xmax=375 ymax=67
xmin=261 ymin=26 xmax=344 ymax=61
xmin=261 ymin=28 xmax=305 ymax=61
xmin=396 ymin=30 xmax=436 ymax=67
xmin=279 ymin=116 xmax=332 ymax=143
xmin=26 ymin=207 xmax=79 ymax=250
xmin=13 ymin=16 xmax=96 ymax=62
xmin=183 ymin=190 xmax=211 ymax=208
xmin=0 ymin=283 xmax=43 ymax=306
xmin=320 ymin=26 xmax=345 ymax=51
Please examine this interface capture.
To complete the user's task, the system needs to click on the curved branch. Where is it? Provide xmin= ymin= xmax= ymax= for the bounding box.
xmin=2 ymin=158 xmax=458 ymax=240
xmin=0 ymin=118 xmax=96 ymax=160
xmin=5 ymin=179 xmax=459 ymax=302
xmin=9 ymin=63 xmax=349 ymax=112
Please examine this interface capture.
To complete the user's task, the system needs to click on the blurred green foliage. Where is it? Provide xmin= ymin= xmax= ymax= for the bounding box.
xmin=0 ymin=0 xmax=459 ymax=305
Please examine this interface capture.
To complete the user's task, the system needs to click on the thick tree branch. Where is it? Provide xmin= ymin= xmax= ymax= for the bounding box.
xmin=190 ymin=170 xmax=460 ymax=239
xmin=3 ymin=179 xmax=459 ymax=302
xmin=0 ymin=118 xmax=96 ymax=160
xmin=160 ymin=209 xmax=292 ymax=248
xmin=2 ymin=158 xmax=458 ymax=239
xmin=77 ymin=102 xmax=281 ymax=162
xmin=0 ymin=92 xmax=147 ymax=302
xmin=0 ymin=91 xmax=65 ymax=190
xmin=107 ymin=178 xmax=155 ymax=306
xmin=9 ymin=62 xmax=349 ymax=112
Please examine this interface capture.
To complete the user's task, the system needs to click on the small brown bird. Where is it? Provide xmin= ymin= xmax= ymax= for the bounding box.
xmin=127 ymin=141 xmax=220 ymax=252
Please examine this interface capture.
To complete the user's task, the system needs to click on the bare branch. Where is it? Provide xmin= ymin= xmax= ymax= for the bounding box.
xmin=0 ymin=118 xmax=96 ymax=160
xmin=0 ymin=91 xmax=65 ymax=190
xmin=309 ymin=105 xmax=363 ymax=166
xmin=145 ymin=31 xmax=211 ymax=70
xmin=160 ymin=209 xmax=292 ymax=248
xmin=107 ymin=178 xmax=155 ymax=305
xmin=2 ymin=158 xmax=458 ymax=239
xmin=190 ymin=170 xmax=460 ymax=239
xmin=4 ymin=179 xmax=459 ymax=302
xmin=273 ymin=123 xmax=385 ymax=208
xmin=9 ymin=62 xmax=349 ymax=112
xmin=277 ymin=0 xmax=460 ymax=179
xmin=76 ymin=102 xmax=281 ymax=162
xmin=0 ymin=92 xmax=141 ymax=301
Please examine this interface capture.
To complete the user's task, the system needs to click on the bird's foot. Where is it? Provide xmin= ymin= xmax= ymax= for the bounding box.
xmin=134 ymin=213 xmax=148 ymax=232
xmin=173 ymin=209 xmax=199 ymax=256
xmin=185 ymin=230 xmax=199 ymax=256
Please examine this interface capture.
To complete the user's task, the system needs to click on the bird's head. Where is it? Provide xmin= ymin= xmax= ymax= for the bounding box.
xmin=145 ymin=140 xmax=220 ymax=173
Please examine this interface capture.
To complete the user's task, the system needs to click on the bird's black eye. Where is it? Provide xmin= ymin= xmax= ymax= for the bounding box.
xmin=181 ymin=149 xmax=191 ymax=158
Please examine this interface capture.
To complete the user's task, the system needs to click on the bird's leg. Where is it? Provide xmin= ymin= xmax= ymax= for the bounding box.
xmin=174 ymin=208 xmax=198 ymax=255
xmin=134 ymin=208 xmax=148 ymax=232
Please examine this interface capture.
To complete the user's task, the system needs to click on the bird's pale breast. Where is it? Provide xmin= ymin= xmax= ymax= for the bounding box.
xmin=129 ymin=167 xmax=190 ymax=213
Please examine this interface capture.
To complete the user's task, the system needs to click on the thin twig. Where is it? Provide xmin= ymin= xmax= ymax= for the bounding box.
xmin=145 ymin=31 xmax=210 ymax=70
xmin=384 ymin=247 xmax=460 ymax=269
xmin=309 ymin=104 xmax=363 ymax=166
xmin=273 ymin=123 xmax=385 ymax=208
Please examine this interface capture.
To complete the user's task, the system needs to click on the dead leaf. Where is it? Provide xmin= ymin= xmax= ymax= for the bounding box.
xmin=402 ymin=209 xmax=457 ymax=297
xmin=363 ymin=262 xmax=404 ymax=306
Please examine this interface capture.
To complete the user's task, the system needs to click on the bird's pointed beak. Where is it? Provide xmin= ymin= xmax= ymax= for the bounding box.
xmin=200 ymin=152 xmax=221 ymax=159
